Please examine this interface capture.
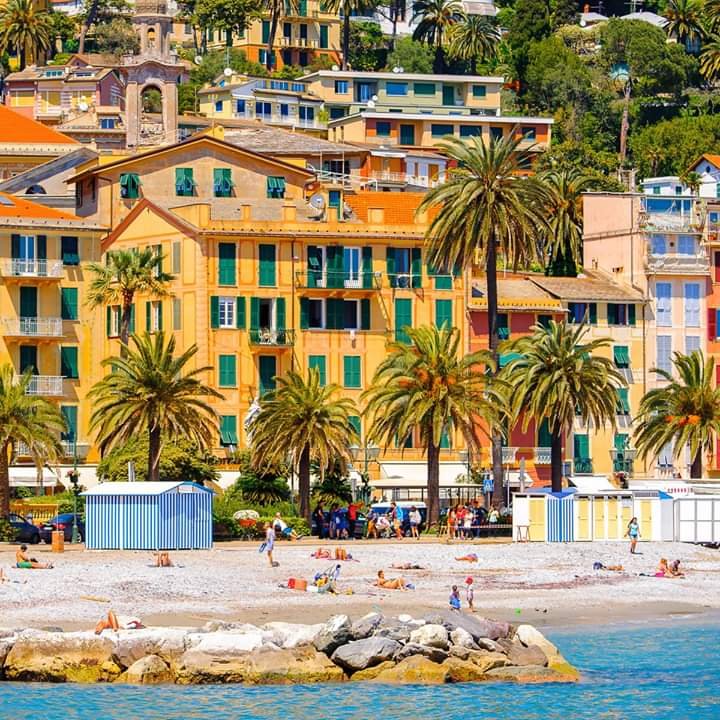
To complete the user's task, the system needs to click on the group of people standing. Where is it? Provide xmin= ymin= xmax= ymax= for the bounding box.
xmin=442 ymin=501 xmax=501 ymax=539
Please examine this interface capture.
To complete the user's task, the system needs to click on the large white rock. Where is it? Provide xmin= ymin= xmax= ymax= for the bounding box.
xmin=112 ymin=628 xmax=188 ymax=668
xmin=185 ymin=631 xmax=266 ymax=656
xmin=313 ymin=614 xmax=352 ymax=654
xmin=515 ymin=625 xmax=561 ymax=663
xmin=0 ymin=634 xmax=17 ymax=667
xmin=450 ymin=627 xmax=476 ymax=649
xmin=261 ymin=622 xmax=323 ymax=649
xmin=409 ymin=624 xmax=449 ymax=649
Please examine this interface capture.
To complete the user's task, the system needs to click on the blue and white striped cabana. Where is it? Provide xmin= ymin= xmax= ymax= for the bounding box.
xmin=82 ymin=481 xmax=213 ymax=550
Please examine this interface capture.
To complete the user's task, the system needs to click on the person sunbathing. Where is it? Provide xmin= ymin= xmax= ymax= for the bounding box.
xmin=593 ymin=562 xmax=624 ymax=572
xmin=311 ymin=548 xmax=331 ymax=559
xmin=154 ymin=552 xmax=173 ymax=567
xmin=391 ymin=563 xmax=425 ymax=570
xmin=455 ymin=553 xmax=478 ymax=563
xmin=15 ymin=545 xmax=52 ymax=569
xmin=668 ymin=559 xmax=685 ymax=577
xmin=655 ymin=558 xmax=673 ymax=577
xmin=375 ymin=570 xmax=406 ymax=590
xmin=94 ymin=610 xmax=144 ymax=634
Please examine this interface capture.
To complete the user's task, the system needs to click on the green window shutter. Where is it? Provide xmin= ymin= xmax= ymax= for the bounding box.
xmin=361 ymin=247 xmax=373 ymax=289
xmin=497 ymin=313 xmax=509 ymax=340
xmin=309 ymin=355 xmax=327 ymax=385
xmin=262 ymin=19 xmax=270 ymax=43
xmin=343 ymin=355 xmax=361 ymax=388
xmin=157 ymin=302 xmax=163 ymax=331
xmin=218 ymin=354 xmax=237 ymax=387
xmin=211 ymin=296 xmax=219 ymax=329
xmin=300 ymin=298 xmax=309 ymax=329
xmin=218 ymin=243 xmax=236 ymax=285
xmin=614 ymin=433 xmax=627 ymax=452
xmin=440 ymin=427 xmax=450 ymax=449
xmin=614 ymin=345 xmax=629 ymax=368
xmin=173 ymin=298 xmax=181 ymax=331
xmin=60 ymin=405 xmax=78 ymax=443
xmin=607 ymin=303 xmax=618 ymax=325
xmin=276 ymin=297 xmax=286 ymax=330
xmin=361 ymin=298 xmax=370 ymax=330
xmin=589 ymin=303 xmax=597 ymax=324
xmin=386 ymin=247 xmax=396 ymax=287
xmin=395 ymin=298 xmax=412 ymax=343
xmin=214 ymin=168 xmax=233 ymax=197
xmin=172 ymin=241 xmax=181 ymax=274
xmin=145 ymin=301 xmax=151 ymax=331
xmin=106 ymin=306 xmax=111 ymax=336
xmin=60 ymin=346 xmax=79 ymax=379
xmin=628 ymin=304 xmax=636 ymax=326
xmin=219 ymin=415 xmax=238 ymax=445
xmin=153 ymin=244 xmax=162 ymax=274
xmin=61 ymin=287 xmax=78 ymax=320
xmin=11 ymin=234 xmax=19 ymax=259
xmin=175 ymin=168 xmax=194 ymax=196
xmin=236 ymin=297 xmax=246 ymax=329
xmin=348 ymin=415 xmax=361 ymax=437
xmin=61 ymin=236 xmax=79 ymax=265
xmin=411 ymin=247 xmax=422 ymax=288
xmin=250 ymin=297 xmax=260 ymax=329
xmin=36 ymin=235 xmax=46 ymax=260
xmin=574 ymin=434 xmax=589 ymax=460
xmin=538 ymin=418 xmax=552 ymax=447
xmin=259 ymin=355 xmax=277 ymax=395
xmin=259 ymin=244 xmax=276 ymax=286
xmin=319 ymin=24 xmax=328 ymax=48
xmin=429 ymin=262 xmax=452 ymax=290
xmin=435 ymin=299 xmax=452 ymax=329
xmin=307 ymin=245 xmax=322 ymax=288
xmin=326 ymin=246 xmax=341 ymax=288
xmin=120 ymin=173 xmax=140 ymax=199
xmin=19 ymin=287 xmax=37 ymax=317
xmin=617 ymin=387 xmax=630 ymax=414
xmin=129 ymin=304 xmax=136 ymax=334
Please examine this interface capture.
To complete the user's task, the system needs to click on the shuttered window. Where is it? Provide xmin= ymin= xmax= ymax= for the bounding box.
xmin=119 ymin=173 xmax=140 ymax=199
xmin=435 ymin=299 xmax=452 ymax=329
xmin=259 ymin=356 xmax=276 ymax=395
xmin=61 ymin=288 xmax=78 ymax=320
xmin=656 ymin=335 xmax=672 ymax=374
xmin=218 ymin=243 xmax=236 ymax=285
xmin=259 ymin=244 xmax=276 ymax=286
xmin=60 ymin=405 xmax=78 ymax=443
xmin=656 ymin=282 xmax=672 ymax=327
xmin=614 ymin=346 xmax=630 ymax=368
xmin=60 ymin=346 xmax=79 ymax=379
xmin=218 ymin=354 xmax=237 ymax=387
xmin=395 ymin=298 xmax=412 ymax=343
xmin=213 ymin=168 xmax=233 ymax=198
xmin=219 ymin=415 xmax=238 ymax=445
xmin=61 ymin=236 xmax=79 ymax=265
xmin=175 ymin=168 xmax=195 ymax=197
xmin=343 ymin=355 xmax=361 ymax=388
xmin=309 ymin=355 xmax=327 ymax=386
xmin=266 ymin=176 xmax=286 ymax=199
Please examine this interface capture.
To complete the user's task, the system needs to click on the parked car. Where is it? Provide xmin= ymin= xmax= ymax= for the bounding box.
xmin=6 ymin=513 xmax=40 ymax=544
xmin=40 ymin=514 xmax=85 ymax=544
xmin=371 ymin=502 xmax=427 ymax=536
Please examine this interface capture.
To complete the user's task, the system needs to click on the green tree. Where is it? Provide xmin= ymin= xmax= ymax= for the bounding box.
xmin=248 ymin=368 xmax=357 ymax=521
xmin=96 ymin=435 xmax=219 ymax=484
xmin=94 ymin=16 xmax=139 ymax=57
xmin=189 ymin=47 xmax=268 ymax=86
xmin=419 ymin=134 xmax=548 ymax=501
xmin=550 ymin=0 xmax=577 ymax=28
xmin=411 ymin=0 xmax=464 ymax=73
xmin=78 ymin=0 xmax=130 ymax=55
xmin=0 ymin=0 xmax=51 ymax=70
xmin=89 ymin=332 xmax=222 ymax=482
xmin=663 ymin=0 xmax=703 ymax=46
xmin=501 ymin=321 xmax=626 ymax=492
xmin=311 ymin=459 xmax=353 ymax=505
xmin=541 ymin=167 xmax=591 ymax=277
xmin=193 ymin=0 xmax=263 ymax=50
xmin=262 ymin=0 xmax=297 ymax=71
xmin=506 ymin=0 xmax=551 ymax=82
xmin=47 ymin=11 xmax=78 ymax=56
xmin=325 ymin=0 xmax=379 ymax=70
xmin=634 ymin=351 xmax=720 ymax=479
xmin=86 ymin=248 xmax=173 ymax=353
xmin=700 ymin=35 xmax=720 ymax=82
xmin=363 ymin=325 xmax=501 ymax=525
xmin=0 ymin=366 xmax=66 ymax=516
xmin=231 ymin=450 xmax=291 ymax=505
xmin=386 ymin=35 xmax=433 ymax=72
xmin=447 ymin=15 xmax=499 ymax=69
xmin=348 ymin=19 xmax=384 ymax=70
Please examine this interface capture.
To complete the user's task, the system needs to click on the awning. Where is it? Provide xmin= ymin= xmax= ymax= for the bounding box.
xmin=10 ymin=467 xmax=62 ymax=488
xmin=377 ymin=462 xmax=467 ymax=487
xmin=568 ymin=475 xmax=616 ymax=492
xmin=614 ymin=346 xmax=629 ymax=367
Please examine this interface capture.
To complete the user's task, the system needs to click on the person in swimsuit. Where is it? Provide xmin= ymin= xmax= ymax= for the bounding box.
xmin=263 ymin=522 xmax=278 ymax=567
xmin=94 ymin=610 xmax=144 ymax=634
xmin=655 ymin=558 xmax=671 ymax=577
xmin=626 ymin=517 xmax=640 ymax=554
xmin=449 ymin=585 xmax=461 ymax=610
xmin=455 ymin=553 xmax=478 ymax=562
xmin=375 ymin=570 xmax=406 ymax=590
xmin=391 ymin=563 xmax=425 ymax=570
xmin=465 ymin=576 xmax=475 ymax=612
xmin=15 ymin=545 xmax=52 ymax=569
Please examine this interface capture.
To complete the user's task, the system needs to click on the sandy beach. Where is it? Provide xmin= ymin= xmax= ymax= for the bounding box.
xmin=1 ymin=539 xmax=719 ymax=631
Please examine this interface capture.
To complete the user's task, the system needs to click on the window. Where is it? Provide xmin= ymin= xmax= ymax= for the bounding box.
xmin=280 ymin=103 xmax=289 ymax=118
xmin=61 ymin=236 xmax=79 ymax=266
xmin=320 ymin=24 xmax=329 ymax=48
xmin=431 ymin=124 xmax=454 ymax=138
xmin=262 ymin=19 xmax=270 ymax=43
xmin=107 ymin=305 xmax=120 ymax=337
xmin=147 ymin=301 xmax=162 ymax=332
xmin=218 ymin=242 xmax=236 ymax=285
xmin=215 ymin=100 xmax=223 ymax=113
xmin=472 ymin=85 xmax=487 ymax=98
xmin=60 ymin=406 xmax=78 ymax=444
xmin=309 ymin=355 xmax=327 ymax=385
xmin=386 ymin=81 xmax=408 ymax=96
xmin=498 ymin=313 xmax=509 ymax=339
xmin=100 ymin=118 xmax=116 ymax=129
xmin=175 ymin=168 xmax=195 ymax=197
xmin=435 ymin=299 xmax=452 ymax=329
xmin=613 ymin=345 xmax=630 ymax=369
xmin=299 ymin=106 xmax=314 ymax=122
xmin=395 ymin=298 xmax=412 ymax=343
xmin=219 ymin=415 xmax=238 ymax=446
xmin=568 ymin=302 xmax=593 ymax=323
xmin=607 ymin=303 xmax=636 ymax=326
xmin=259 ymin=244 xmax=276 ymax=286
xmin=684 ymin=283 xmax=700 ymax=327
xmin=657 ymin=335 xmax=672 ymax=374
xmin=172 ymin=241 xmax=181 ymax=274
xmin=656 ymin=282 xmax=672 ymax=326
xmin=348 ymin=415 xmax=361 ymax=437
xmin=335 ymin=79 xmax=349 ymax=94
xmin=218 ymin=355 xmax=237 ymax=387
xmin=259 ymin=50 xmax=275 ymax=68
xmin=301 ymin=298 xmax=369 ymax=330
xmin=330 ymin=107 xmax=347 ymax=119
xmin=342 ymin=299 xmax=360 ymax=329
xmin=616 ymin=387 xmax=630 ymax=415
xmin=266 ymin=176 xmax=286 ymax=199
xmin=119 ymin=173 xmax=140 ymax=199
xmin=343 ymin=355 xmax=361 ymax=388
xmin=414 ymin=82 xmax=435 ymax=95
xmin=538 ymin=314 xmax=552 ymax=328
xmin=259 ymin=356 xmax=276 ymax=395
xmin=573 ymin=434 xmax=591 ymax=473
xmin=236 ymin=99 xmax=246 ymax=114
xmin=686 ymin=335 xmax=700 ymax=353
xmin=60 ymin=346 xmax=79 ymax=379
xmin=650 ymin=234 xmax=666 ymax=254
xmin=214 ymin=168 xmax=233 ymax=198
xmin=678 ymin=234 xmax=696 ymax=254
xmin=387 ymin=247 xmax=421 ymax=288
xmin=283 ymin=21 xmax=291 ymax=38
xmin=218 ymin=297 xmax=236 ymax=328
xmin=490 ymin=126 xmax=503 ymax=140
xmin=299 ymin=51 xmax=308 ymax=66
xmin=459 ymin=126 xmax=481 ymax=138
xmin=521 ymin=126 xmax=536 ymax=140
xmin=173 ymin=298 xmax=182 ymax=330
xmin=375 ymin=121 xmax=391 ymax=137
xmin=307 ymin=298 xmax=324 ymax=329
xmin=61 ymin=288 xmax=78 ymax=321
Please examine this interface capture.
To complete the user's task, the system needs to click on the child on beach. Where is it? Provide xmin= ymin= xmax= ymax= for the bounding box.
xmin=465 ymin=577 xmax=475 ymax=612
xmin=409 ymin=506 xmax=421 ymax=539
xmin=626 ymin=517 xmax=640 ymax=554
xmin=262 ymin=522 xmax=277 ymax=567
xmin=449 ymin=585 xmax=461 ymax=611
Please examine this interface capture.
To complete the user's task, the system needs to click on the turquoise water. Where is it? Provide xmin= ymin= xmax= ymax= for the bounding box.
xmin=1 ymin=621 xmax=718 ymax=719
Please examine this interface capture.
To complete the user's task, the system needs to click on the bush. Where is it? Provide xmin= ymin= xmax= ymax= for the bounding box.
xmin=0 ymin=519 xmax=16 ymax=542
xmin=22 ymin=491 xmax=85 ymax=516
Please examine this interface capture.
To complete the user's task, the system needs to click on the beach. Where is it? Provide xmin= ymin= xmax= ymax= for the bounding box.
xmin=1 ymin=539 xmax=718 ymax=631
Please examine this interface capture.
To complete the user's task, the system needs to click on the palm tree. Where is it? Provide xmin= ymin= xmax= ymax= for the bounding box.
xmin=264 ymin=0 xmax=297 ymax=71
xmin=248 ymin=368 xmax=358 ymax=521
xmin=362 ymin=325 xmax=502 ymax=526
xmin=501 ymin=321 xmax=626 ymax=493
xmin=663 ymin=0 xmax=703 ymax=46
xmin=0 ymin=0 xmax=51 ymax=70
xmin=325 ymin=0 xmax=379 ymax=70
xmin=89 ymin=332 xmax=222 ymax=482
xmin=700 ymin=36 xmax=720 ymax=82
xmin=0 ymin=365 xmax=66 ymax=516
xmin=541 ymin=167 xmax=591 ymax=278
xmin=447 ymin=15 xmax=499 ymax=70
xmin=634 ymin=351 xmax=720 ymax=479
xmin=419 ymin=134 xmax=548 ymax=503
xmin=680 ymin=169 xmax=702 ymax=195
xmin=86 ymin=249 xmax=173 ymax=354
xmin=412 ymin=0 xmax=464 ymax=73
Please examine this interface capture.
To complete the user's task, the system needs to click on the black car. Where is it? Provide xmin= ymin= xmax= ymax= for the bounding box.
xmin=40 ymin=513 xmax=85 ymax=544
xmin=311 ymin=508 xmax=366 ymax=539
xmin=7 ymin=513 xmax=40 ymax=544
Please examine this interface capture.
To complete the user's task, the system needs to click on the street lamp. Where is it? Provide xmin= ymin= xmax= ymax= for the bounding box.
xmin=68 ymin=434 xmax=80 ymax=544
xmin=350 ymin=442 xmax=380 ymax=504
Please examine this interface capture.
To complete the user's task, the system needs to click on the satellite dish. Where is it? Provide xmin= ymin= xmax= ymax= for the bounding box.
xmin=367 ymin=100 xmax=376 ymax=108
xmin=309 ymin=193 xmax=326 ymax=210
xmin=398 ymin=66 xmax=404 ymax=73
xmin=78 ymin=101 xmax=89 ymax=112
xmin=371 ymin=94 xmax=378 ymax=101
xmin=223 ymin=67 xmax=233 ymax=77
xmin=392 ymin=66 xmax=401 ymax=73
xmin=194 ymin=55 xmax=203 ymax=65
xmin=332 ymin=64 xmax=339 ymax=71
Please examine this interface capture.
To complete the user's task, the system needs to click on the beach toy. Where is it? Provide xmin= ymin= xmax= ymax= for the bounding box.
xmin=515 ymin=609 xmax=522 ymax=614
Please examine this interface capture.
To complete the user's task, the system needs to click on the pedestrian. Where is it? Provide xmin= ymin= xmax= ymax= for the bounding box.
xmin=449 ymin=584 xmax=461 ymax=611
xmin=347 ymin=501 xmax=358 ymax=539
xmin=408 ymin=505 xmax=421 ymax=539
xmin=463 ymin=507 xmax=473 ymax=539
xmin=366 ymin=508 xmax=378 ymax=538
xmin=626 ymin=517 xmax=640 ymax=554
xmin=262 ymin=522 xmax=277 ymax=567
xmin=390 ymin=502 xmax=403 ymax=539
xmin=329 ymin=504 xmax=339 ymax=539
xmin=465 ymin=576 xmax=475 ymax=612
xmin=447 ymin=506 xmax=456 ymax=540
xmin=312 ymin=502 xmax=326 ymax=539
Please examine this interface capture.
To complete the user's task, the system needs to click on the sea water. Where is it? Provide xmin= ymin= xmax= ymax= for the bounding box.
xmin=0 ymin=621 xmax=717 ymax=719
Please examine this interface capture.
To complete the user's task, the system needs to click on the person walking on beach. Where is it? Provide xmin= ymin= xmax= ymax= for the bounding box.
xmin=408 ymin=506 xmax=421 ymax=539
xmin=626 ymin=517 xmax=640 ymax=554
xmin=347 ymin=501 xmax=358 ymax=539
xmin=263 ymin=522 xmax=277 ymax=567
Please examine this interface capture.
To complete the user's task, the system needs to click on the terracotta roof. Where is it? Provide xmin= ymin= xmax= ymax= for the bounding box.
xmin=530 ymin=273 xmax=644 ymax=302
xmin=690 ymin=153 xmax=720 ymax=171
xmin=470 ymin=277 xmax=564 ymax=311
xmin=0 ymin=106 xmax=79 ymax=145
xmin=0 ymin=191 xmax=79 ymax=219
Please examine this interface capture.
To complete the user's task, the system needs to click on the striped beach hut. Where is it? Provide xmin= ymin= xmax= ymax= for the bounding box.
xmin=82 ymin=481 xmax=213 ymax=550
xmin=512 ymin=489 xmax=575 ymax=542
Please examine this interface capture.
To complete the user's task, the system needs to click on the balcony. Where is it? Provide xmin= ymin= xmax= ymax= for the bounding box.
xmin=368 ymin=170 xmax=445 ymax=189
xmin=16 ymin=375 xmax=64 ymax=396
xmin=248 ymin=328 xmax=296 ymax=348
xmin=295 ymin=270 xmax=381 ymax=291
xmin=610 ymin=448 xmax=637 ymax=475
xmin=1 ymin=259 xmax=64 ymax=279
xmin=2 ymin=317 xmax=64 ymax=338
xmin=232 ymin=109 xmax=326 ymax=130
xmin=501 ymin=447 xmax=518 ymax=464
xmin=15 ymin=440 xmax=90 ymax=459
xmin=533 ymin=447 xmax=552 ymax=465
xmin=574 ymin=458 xmax=593 ymax=474
xmin=645 ymin=251 xmax=710 ymax=275
xmin=279 ymin=36 xmax=318 ymax=48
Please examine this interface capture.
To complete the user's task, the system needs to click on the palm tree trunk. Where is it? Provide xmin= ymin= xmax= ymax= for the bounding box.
xmin=78 ymin=0 xmax=100 ymax=55
xmin=342 ymin=13 xmax=351 ymax=70
xmin=427 ymin=438 xmax=440 ymax=527
xmin=148 ymin=425 xmax=161 ymax=481
xmin=690 ymin=448 xmax=702 ymax=479
xmin=120 ymin=291 xmax=133 ymax=357
xmin=267 ymin=9 xmax=280 ymax=71
xmin=550 ymin=423 xmax=563 ymax=493
xmin=433 ymin=40 xmax=444 ymax=74
xmin=298 ymin=445 xmax=311 ymax=522
xmin=0 ymin=441 xmax=10 ymax=518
